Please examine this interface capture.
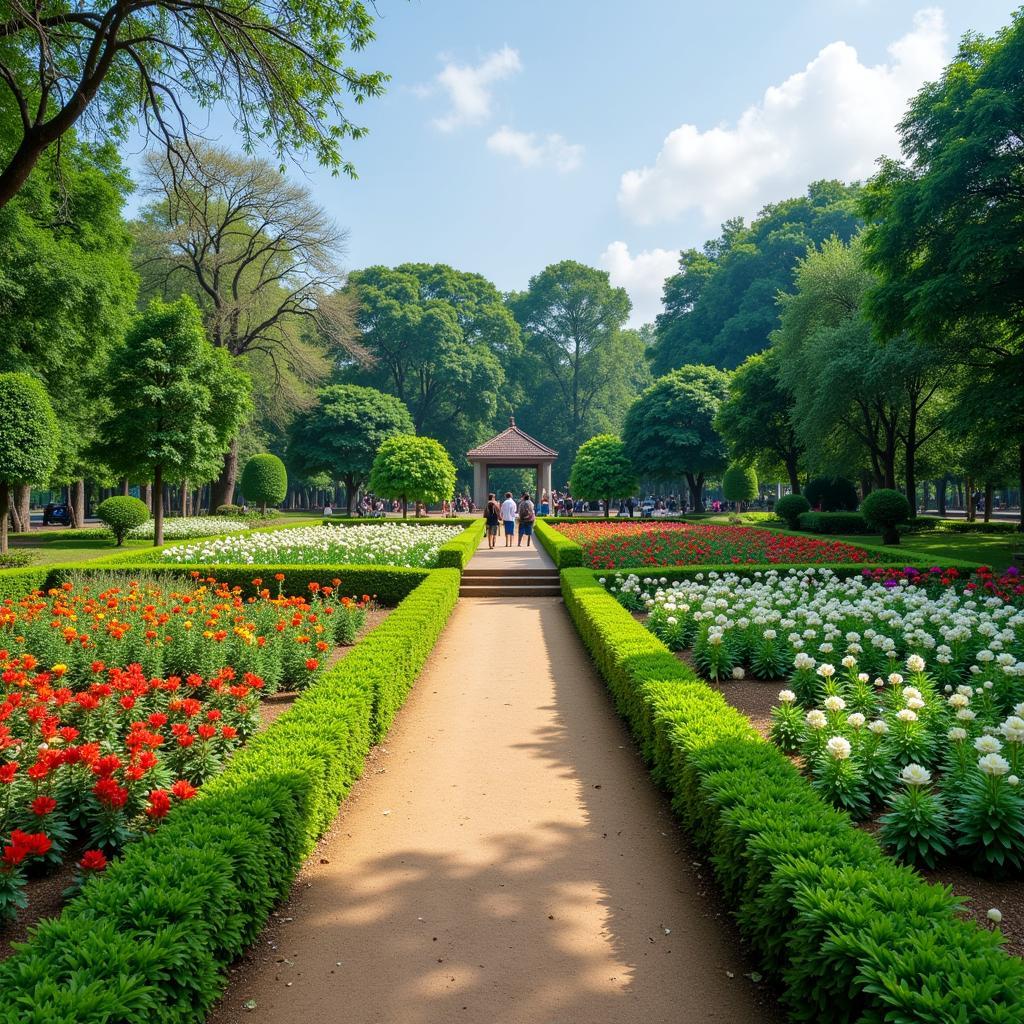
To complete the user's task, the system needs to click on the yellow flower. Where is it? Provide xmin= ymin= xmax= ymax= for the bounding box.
xmin=52 ymin=663 xmax=68 ymax=677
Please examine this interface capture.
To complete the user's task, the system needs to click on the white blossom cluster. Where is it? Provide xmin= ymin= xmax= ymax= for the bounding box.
xmin=129 ymin=516 xmax=252 ymax=540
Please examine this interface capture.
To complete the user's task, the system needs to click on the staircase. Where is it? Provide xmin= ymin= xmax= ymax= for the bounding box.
xmin=459 ymin=567 xmax=562 ymax=598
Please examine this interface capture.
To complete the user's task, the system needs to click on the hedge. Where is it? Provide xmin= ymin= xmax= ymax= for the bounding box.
xmin=560 ymin=569 xmax=1024 ymax=1023
xmin=435 ymin=519 xmax=485 ymax=568
xmin=797 ymin=511 xmax=871 ymax=534
xmin=0 ymin=568 xmax=461 ymax=1024
xmin=534 ymin=518 xmax=583 ymax=567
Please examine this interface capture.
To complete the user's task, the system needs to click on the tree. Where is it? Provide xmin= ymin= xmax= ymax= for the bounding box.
xmin=0 ymin=0 xmax=387 ymax=209
xmin=98 ymin=296 xmax=251 ymax=545
xmin=509 ymin=261 xmax=632 ymax=463
xmin=569 ymin=435 xmax=637 ymax=517
xmin=368 ymin=435 xmax=456 ymax=518
xmin=621 ymin=365 xmax=730 ymax=511
xmin=714 ymin=349 xmax=803 ymax=493
xmin=722 ymin=463 xmax=758 ymax=508
xmin=861 ymin=489 xmax=911 ymax=546
xmin=651 ymin=181 xmax=862 ymax=372
xmin=96 ymin=496 xmax=149 ymax=546
xmin=240 ymin=454 xmax=287 ymax=514
xmin=861 ymin=12 xmax=1024 ymax=527
xmin=0 ymin=373 xmax=58 ymax=553
xmin=287 ymin=385 xmax=414 ymax=514
xmin=134 ymin=145 xmax=357 ymax=509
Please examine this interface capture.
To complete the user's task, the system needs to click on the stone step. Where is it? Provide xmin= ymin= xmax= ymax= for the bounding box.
xmin=459 ymin=583 xmax=563 ymax=598
xmin=462 ymin=568 xmax=559 ymax=578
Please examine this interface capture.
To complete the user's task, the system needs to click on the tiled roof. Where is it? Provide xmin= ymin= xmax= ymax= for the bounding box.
xmin=467 ymin=419 xmax=558 ymax=460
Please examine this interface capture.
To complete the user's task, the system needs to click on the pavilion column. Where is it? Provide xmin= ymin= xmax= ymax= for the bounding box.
xmin=473 ymin=461 xmax=487 ymax=509
xmin=540 ymin=463 xmax=553 ymax=506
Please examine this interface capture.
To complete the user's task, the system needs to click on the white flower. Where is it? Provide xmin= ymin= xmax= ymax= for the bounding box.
xmin=777 ymin=689 xmax=797 ymax=704
xmin=905 ymin=697 xmax=926 ymax=711
xmin=947 ymin=727 xmax=968 ymax=742
xmin=805 ymin=709 xmax=827 ymax=730
xmin=857 ymin=673 xmax=869 ymax=683
xmin=847 ymin=713 xmax=866 ymax=729
xmin=974 ymin=735 xmax=1003 ymax=754
xmin=1009 ymin=776 xmax=1020 ymax=787
xmin=888 ymin=673 xmax=904 ymax=686
xmin=987 ymin=907 xmax=1003 ymax=924
xmin=826 ymin=736 xmax=852 ymax=760
xmin=978 ymin=753 xmax=1011 ymax=777
xmin=906 ymin=654 xmax=926 ymax=673
xmin=900 ymin=763 xmax=931 ymax=786
xmin=841 ymin=655 xmax=857 ymax=669
xmin=902 ymin=686 xmax=922 ymax=701
xmin=947 ymin=693 xmax=970 ymax=708
xmin=999 ymin=717 xmax=1024 ymax=744
xmin=823 ymin=695 xmax=846 ymax=712
xmin=817 ymin=663 xmax=836 ymax=679
xmin=896 ymin=708 xmax=918 ymax=723
xmin=957 ymin=708 xmax=978 ymax=722
xmin=868 ymin=719 xmax=889 ymax=735
xmin=731 ymin=666 xmax=745 ymax=680
xmin=708 ymin=633 xmax=723 ymax=647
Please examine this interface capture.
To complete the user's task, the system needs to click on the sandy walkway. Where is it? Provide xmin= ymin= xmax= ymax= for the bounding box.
xmin=211 ymin=598 xmax=778 ymax=1024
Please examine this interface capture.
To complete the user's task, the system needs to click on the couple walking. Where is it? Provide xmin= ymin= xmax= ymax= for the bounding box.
xmin=483 ymin=491 xmax=535 ymax=549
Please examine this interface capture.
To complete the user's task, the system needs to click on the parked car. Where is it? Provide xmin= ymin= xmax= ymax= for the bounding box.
xmin=42 ymin=503 xmax=72 ymax=526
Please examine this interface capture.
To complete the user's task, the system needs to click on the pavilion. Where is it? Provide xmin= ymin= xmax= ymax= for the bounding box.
xmin=467 ymin=417 xmax=558 ymax=509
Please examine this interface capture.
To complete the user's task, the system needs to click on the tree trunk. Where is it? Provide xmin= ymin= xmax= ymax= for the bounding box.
xmin=402 ymin=495 xmax=408 ymax=519
xmin=344 ymin=475 xmax=356 ymax=516
xmin=0 ymin=481 xmax=9 ymax=554
xmin=904 ymin=405 xmax=917 ymax=519
xmin=936 ymin=477 xmax=947 ymax=517
xmin=180 ymin=479 xmax=189 ymax=517
xmin=9 ymin=484 xmax=31 ymax=534
xmin=153 ymin=467 xmax=164 ymax=546
xmin=685 ymin=472 xmax=705 ymax=512
xmin=965 ymin=475 xmax=976 ymax=523
xmin=604 ymin=497 xmax=611 ymax=518
xmin=983 ymin=482 xmax=993 ymax=523
xmin=120 ymin=477 xmax=130 ymax=497
xmin=210 ymin=438 xmax=240 ymax=510
xmin=1018 ymin=442 xmax=1024 ymax=533
xmin=70 ymin=478 xmax=85 ymax=528
xmin=785 ymin=456 xmax=801 ymax=495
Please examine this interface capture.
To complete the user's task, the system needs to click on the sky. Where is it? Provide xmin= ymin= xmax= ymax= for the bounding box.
xmin=127 ymin=0 xmax=1018 ymax=326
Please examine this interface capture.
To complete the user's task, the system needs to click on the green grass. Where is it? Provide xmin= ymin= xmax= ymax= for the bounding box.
xmin=9 ymin=534 xmax=151 ymax=565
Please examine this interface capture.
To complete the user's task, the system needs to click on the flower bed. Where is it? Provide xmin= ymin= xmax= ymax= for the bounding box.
xmin=160 ymin=522 xmax=464 ymax=567
xmin=552 ymin=520 xmax=872 ymax=569
xmin=128 ymin=516 xmax=252 ymax=540
xmin=614 ymin=567 xmax=1024 ymax=875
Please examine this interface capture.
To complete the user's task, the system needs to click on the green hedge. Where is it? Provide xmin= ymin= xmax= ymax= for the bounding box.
xmin=436 ymin=519 xmax=485 ymax=568
xmin=934 ymin=519 xmax=1019 ymax=534
xmin=797 ymin=511 xmax=871 ymax=534
xmin=534 ymin=518 xmax=583 ymax=567
xmin=560 ymin=569 xmax=1024 ymax=1023
xmin=0 ymin=568 xmax=460 ymax=1024
xmin=0 ymin=566 xmax=50 ymax=601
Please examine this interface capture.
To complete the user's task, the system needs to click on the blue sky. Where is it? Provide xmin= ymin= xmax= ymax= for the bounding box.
xmin=128 ymin=1 xmax=1018 ymax=325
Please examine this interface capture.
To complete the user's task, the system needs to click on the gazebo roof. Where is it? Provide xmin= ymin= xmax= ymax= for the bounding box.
xmin=467 ymin=417 xmax=558 ymax=461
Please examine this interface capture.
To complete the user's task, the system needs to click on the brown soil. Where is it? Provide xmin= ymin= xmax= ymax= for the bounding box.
xmin=209 ymin=598 xmax=780 ymax=1024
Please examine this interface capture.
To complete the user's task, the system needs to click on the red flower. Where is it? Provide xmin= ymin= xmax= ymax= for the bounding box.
xmin=31 ymin=795 xmax=57 ymax=816
xmin=305 ymin=658 xmax=319 ymax=672
xmin=145 ymin=789 xmax=172 ymax=819
xmin=196 ymin=724 xmax=217 ymax=740
xmin=0 ymin=762 xmax=17 ymax=784
xmin=92 ymin=777 xmax=129 ymax=809
xmin=79 ymin=849 xmax=107 ymax=871
xmin=170 ymin=779 xmax=197 ymax=800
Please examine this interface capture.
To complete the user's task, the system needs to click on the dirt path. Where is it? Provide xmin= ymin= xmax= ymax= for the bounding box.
xmin=211 ymin=598 xmax=779 ymax=1024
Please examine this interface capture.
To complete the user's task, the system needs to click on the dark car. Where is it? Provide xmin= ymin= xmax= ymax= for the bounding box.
xmin=43 ymin=503 xmax=73 ymax=526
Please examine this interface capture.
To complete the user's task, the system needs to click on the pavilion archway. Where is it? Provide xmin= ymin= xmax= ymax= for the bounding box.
xmin=466 ymin=417 xmax=558 ymax=509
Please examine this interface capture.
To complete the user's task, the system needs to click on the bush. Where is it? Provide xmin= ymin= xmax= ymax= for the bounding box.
xmin=0 ymin=569 xmax=461 ymax=1022
xmin=861 ymin=488 xmax=911 ymax=545
xmin=215 ymin=504 xmax=241 ymax=516
xmin=797 ymin=511 xmax=871 ymax=534
xmin=775 ymin=493 xmax=810 ymax=529
xmin=559 ymin=569 xmax=1024 ymax=1022
xmin=721 ymin=463 xmax=758 ymax=505
xmin=804 ymin=476 xmax=859 ymax=511
xmin=435 ymin=520 xmax=486 ymax=569
xmin=938 ymin=519 xmax=1018 ymax=534
xmin=240 ymin=454 xmax=288 ymax=512
xmin=0 ymin=549 xmax=35 ymax=568
xmin=95 ymin=496 xmax=151 ymax=545
xmin=534 ymin=518 xmax=583 ymax=567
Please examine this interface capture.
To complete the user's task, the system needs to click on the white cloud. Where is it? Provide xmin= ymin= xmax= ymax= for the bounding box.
xmin=428 ymin=46 xmax=522 ymax=132
xmin=618 ymin=8 xmax=949 ymax=225
xmin=486 ymin=126 xmax=584 ymax=172
xmin=599 ymin=241 xmax=679 ymax=327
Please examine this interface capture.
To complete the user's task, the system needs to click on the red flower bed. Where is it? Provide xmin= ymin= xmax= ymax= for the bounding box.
xmin=552 ymin=521 xmax=872 ymax=569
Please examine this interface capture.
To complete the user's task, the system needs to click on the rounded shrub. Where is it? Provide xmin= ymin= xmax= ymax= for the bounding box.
xmin=804 ymin=476 xmax=859 ymax=511
xmin=775 ymin=493 xmax=810 ymax=530
xmin=216 ymin=504 xmax=241 ymax=516
xmin=722 ymin=463 xmax=758 ymax=506
xmin=96 ymin=496 xmax=150 ymax=546
xmin=240 ymin=454 xmax=288 ymax=513
xmin=860 ymin=488 xmax=911 ymax=545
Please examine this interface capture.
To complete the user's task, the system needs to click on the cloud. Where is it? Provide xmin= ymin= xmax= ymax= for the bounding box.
xmin=599 ymin=241 xmax=679 ymax=327
xmin=486 ymin=127 xmax=584 ymax=172
xmin=618 ymin=8 xmax=948 ymax=225
xmin=427 ymin=46 xmax=522 ymax=132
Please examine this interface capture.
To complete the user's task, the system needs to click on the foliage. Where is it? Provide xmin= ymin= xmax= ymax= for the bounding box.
xmin=435 ymin=521 xmax=486 ymax=569
xmin=240 ymin=454 xmax=288 ymax=512
xmin=804 ymin=476 xmax=858 ymax=512
xmin=128 ymin=517 xmax=250 ymax=541
xmin=862 ymin=488 xmax=912 ymax=545
xmin=95 ymin=497 xmax=150 ymax=545
xmin=721 ymin=463 xmax=758 ymax=504
xmin=368 ymin=435 xmax=457 ymax=515
xmin=775 ymin=493 xmax=810 ymax=530
xmin=622 ymin=364 xmax=730 ymax=510
xmin=569 ymin=435 xmax=637 ymax=515
xmin=0 ymin=0 xmax=388 ymax=210
xmin=533 ymin=518 xmax=585 ymax=568
xmin=797 ymin=511 xmax=871 ymax=535
xmin=651 ymin=180 xmax=862 ymax=371
xmin=287 ymin=384 xmax=414 ymax=512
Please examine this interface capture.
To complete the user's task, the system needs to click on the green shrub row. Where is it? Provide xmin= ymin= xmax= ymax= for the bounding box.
xmin=0 ymin=568 xmax=461 ymax=1024
xmin=934 ymin=519 xmax=1019 ymax=534
xmin=797 ymin=511 xmax=872 ymax=534
xmin=559 ymin=569 xmax=1024 ymax=1023
xmin=0 ymin=565 xmax=51 ymax=601
xmin=435 ymin=519 xmax=485 ymax=568
xmin=534 ymin=518 xmax=583 ymax=567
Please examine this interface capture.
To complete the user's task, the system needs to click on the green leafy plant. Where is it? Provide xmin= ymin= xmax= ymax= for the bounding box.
xmin=861 ymin=488 xmax=911 ymax=545
xmin=95 ymin=496 xmax=150 ymax=546
xmin=878 ymin=764 xmax=952 ymax=867
xmin=240 ymin=454 xmax=288 ymax=514
xmin=804 ymin=476 xmax=859 ymax=511
xmin=368 ymin=435 xmax=456 ymax=519
xmin=775 ymin=493 xmax=810 ymax=529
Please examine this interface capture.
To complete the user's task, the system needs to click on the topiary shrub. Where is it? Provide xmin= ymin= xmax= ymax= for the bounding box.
xmin=775 ymin=493 xmax=810 ymax=530
xmin=804 ymin=476 xmax=859 ymax=511
xmin=216 ymin=504 xmax=241 ymax=516
xmin=860 ymin=488 xmax=911 ymax=545
xmin=240 ymin=454 xmax=288 ymax=513
xmin=96 ymin=496 xmax=151 ymax=546
xmin=722 ymin=463 xmax=758 ymax=507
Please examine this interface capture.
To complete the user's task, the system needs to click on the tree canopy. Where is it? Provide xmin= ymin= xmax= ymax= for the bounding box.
xmin=368 ymin=435 xmax=457 ymax=518
xmin=569 ymin=434 xmax=637 ymax=516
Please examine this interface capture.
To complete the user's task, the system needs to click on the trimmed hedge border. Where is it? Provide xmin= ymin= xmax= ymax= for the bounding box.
xmin=534 ymin=518 xmax=583 ymax=567
xmin=0 ymin=568 xmax=461 ymax=1024
xmin=797 ymin=511 xmax=872 ymax=534
xmin=436 ymin=520 xmax=486 ymax=568
xmin=560 ymin=568 xmax=1024 ymax=1023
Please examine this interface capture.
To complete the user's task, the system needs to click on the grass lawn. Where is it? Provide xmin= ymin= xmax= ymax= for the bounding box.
xmin=8 ymin=534 xmax=152 ymax=565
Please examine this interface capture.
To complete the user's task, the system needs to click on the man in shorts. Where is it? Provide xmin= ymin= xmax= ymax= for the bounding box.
xmin=484 ymin=492 xmax=501 ymax=549
xmin=500 ymin=491 xmax=518 ymax=548
xmin=517 ymin=491 xmax=535 ymax=547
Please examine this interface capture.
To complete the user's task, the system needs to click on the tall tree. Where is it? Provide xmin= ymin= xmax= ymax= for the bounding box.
xmin=287 ymin=384 xmax=414 ymax=514
xmin=134 ymin=145 xmax=355 ymax=508
xmin=861 ymin=11 xmax=1024 ymax=526
xmin=368 ymin=435 xmax=456 ymax=519
xmin=621 ymin=365 xmax=730 ymax=511
xmin=0 ymin=0 xmax=386 ymax=209
xmin=651 ymin=180 xmax=862 ymax=372
xmin=569 ymin=434 xmax=637 ymax=517
xmin=98 ymin=296 xmax=251 ymax=544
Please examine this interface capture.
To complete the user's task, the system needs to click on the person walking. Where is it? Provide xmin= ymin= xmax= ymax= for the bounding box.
xmin=517 ymin=491 xmax=535 ymax=548
xmin=483 ymin=492 xmax=501 ymax=550
xmin=539 ymin=489 xmax=550 ymax=516
xmin=500 ymin=491 xmax=518 ymax=548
